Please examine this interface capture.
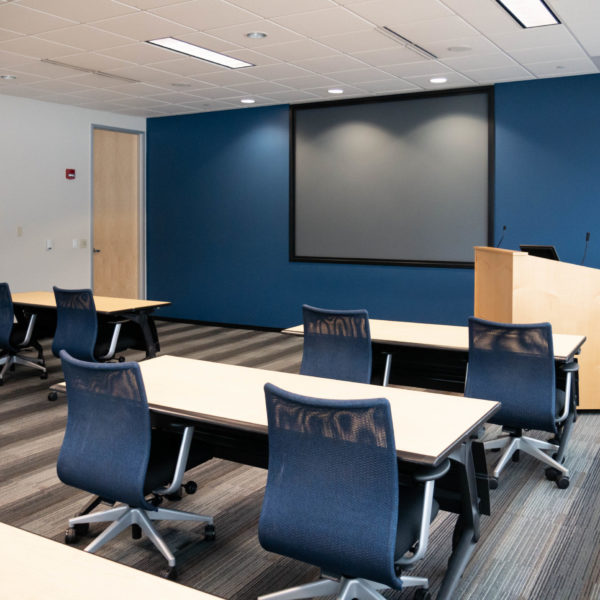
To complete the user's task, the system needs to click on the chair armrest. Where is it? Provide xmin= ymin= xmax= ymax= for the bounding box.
xmin=413 ymin=459 xmax=451 ymax=483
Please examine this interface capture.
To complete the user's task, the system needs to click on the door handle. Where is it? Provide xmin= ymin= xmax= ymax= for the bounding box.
xmin=93 ymin=248 xmax=101 ymax=253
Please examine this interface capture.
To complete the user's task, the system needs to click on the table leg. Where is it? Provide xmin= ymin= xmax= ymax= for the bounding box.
xmin=436 ymin=439 xmax=480 ymax=600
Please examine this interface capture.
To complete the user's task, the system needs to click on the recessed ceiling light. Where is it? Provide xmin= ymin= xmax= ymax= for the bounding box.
xmin=430 ymin=77 xmax=448 ymax=84
xmin=0 ymin=74 xmax=16 ymax=80
xmin=148 ymin=37 xmax=253 ymax=69
xmin=246 ymin=32 xmax=267 ymax=39
xmin=447 ymin=45 xmax=472 ymax=52
xmin=328 ymin=88 xmax=344 ymax=94
xmin=496 ymin=0 xmax=560 ymax=28
xmin=241 ymin=98 xmax=256 ymax=104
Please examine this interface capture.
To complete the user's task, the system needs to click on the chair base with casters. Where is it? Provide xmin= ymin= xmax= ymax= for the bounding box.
xmin=0 ymin=348 xmax=47 ymax=384
xmin=66 ymin=502 xmax=214 ymax=580
xmin=63 ymin=424 xmax=214 ymax=578
xmin=485 ymin=431 xmax=569 ymax=489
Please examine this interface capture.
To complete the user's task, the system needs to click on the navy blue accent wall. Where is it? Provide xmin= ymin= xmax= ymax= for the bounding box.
xmin=147 ymin=105 xmax=473 ymax=328
xmin=148 ymin=74 xmax=600 ymax=329
xmin=495 ymin=74 xmax=600 ymax=266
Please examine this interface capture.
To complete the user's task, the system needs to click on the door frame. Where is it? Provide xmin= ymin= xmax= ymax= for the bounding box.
xmin=90 ymin=124 xmax=146 ymax=298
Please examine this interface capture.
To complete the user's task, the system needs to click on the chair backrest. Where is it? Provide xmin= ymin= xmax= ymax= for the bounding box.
xmin=0 ymin=283 xmax=15 ymax=352
xmin=57 ymin=350 xmax=153 ymax=510
xmin=300 ymin=304 xmax=372 ymax=384
xmin=52 ymin=287 xmax=98 ymax=361
xmin=259 ymin=383 xmax=401 ymax=588
xmin=465 ymin=317 xmax=556 ymax=432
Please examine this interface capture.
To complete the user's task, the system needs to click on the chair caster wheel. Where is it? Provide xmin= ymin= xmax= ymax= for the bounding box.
xmin=204 ymin=524 xmax=216 ymax=541
xmin=162 ymin=566 xmax=178 ymax=580
xmin=118 ymin=356 xmax=125 ymax=363
xmin=48 ymin=391 xmax=58 ymax=401
xmin=65 ymin=527 xmax=78 ymax=544
xmin=132 ymin=524 xmax=142 ymax=539
xmin=40 ymin=372 xmax=48 ymax=380
xmin=150 ymin=494 xmax=163 ymax=507
xmin=488 ymin=477 xmax=498 ymax=490
xmin=511 ymin=450 xmax=520 ymax=462
xmin=545 ymin=467 xmax=560 ymax=481
xmin=184 ymin=481 xmax=197 ymax=495
xmin=74 ymin=523 xmax=89 ymax=536
xmin=556 ymin=475 xmax=570 ymax=489
xmin=166 ymin=492 xmax=182 ymax=502
xmin=414 ymin=589 xmax=431 ymax=600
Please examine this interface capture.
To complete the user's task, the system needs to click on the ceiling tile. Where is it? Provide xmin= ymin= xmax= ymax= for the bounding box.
xmin=462 ymin=65 xmax=532 ymax=83
xmin=118 ymin=0 xmax=189 ymax=9
xmin=489 ymin=24 xmax=577 ymax=52
xmin=264 ymin=89 xmax=319 ymax=101
xmin=24 ymin=78 xmax=93 ymax=94
xmin=99 ymin=41 xmax=175 ymax=64
xmin=273 ymin=7 xmax=372 ymax=38
xmin=146 ymin=56 xmax=224 ymax=77
xmin=150 ymin=0 xmax=256 ymax=31
xmin=0 ymin=3 xmax=76 ymax=35
xmin=295 ymin=54 xmax=367 ymax=73
xmin=381 ymin=60 xmax=454 ymax=78
xmin=396 ymin=16 xmax=479 ymax=46
xmin=4 ymin=59 xmax=79 ymax=78
xmin=508 ymin=43 xmax=588 ymax=64
xmin=441 ymin=52 xmax=516 ymax=71
xmin=358 ymin=78 xmax=420 ymax=93
xmin=271 ymin=73 xmax=337 ymax=89
xmin=37 ymin=25 xmax=133 ymax=51
xmin=255 ymin=39 xmax=338 ymax=61
xmin=353 ymin=46 xmax=428 ymax=67
xmin=193 ymin=69 xmax=259 ymax=86
xmin=325 ymin=67 xmax=392 ymax=84
xmin=525 ymin=56 xmax=598 ymax=77
xmin=205 ymin=20 xmax=302 ymax=47
xmin=226 ymin=0 xmax=337 ymax=19
xmin=230 ymin=80 xmax=292 ymax=93
xmin=440 ymin=0 xmax=517 ymax=35
xmin=319 ymin=28 xmax=397 ymax=53
xmin=347 ymin=0 xmax=453 ymax=25
xmin=18 ymin=0 xmax=137 ymax=23
xmin=403 ymin=70 xmax=475 ymax=89
xmin=52 ymin=52 xmax=134 ymax=72
xmin=92 ymin=11 xmax=194 ymax=40
xmin=0 ymin=36 xmax=79 ymax=59
xmin=244 ymin=62 xmax=310 ymax=80
xmin=0 ymin=28 xmax=21 ymax=42
xmin=426 ymin=34 xmax=503 ymax=59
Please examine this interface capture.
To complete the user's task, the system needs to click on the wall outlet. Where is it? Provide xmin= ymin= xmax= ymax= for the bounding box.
xmin=80 ymin=238 xmax=87 ymax=249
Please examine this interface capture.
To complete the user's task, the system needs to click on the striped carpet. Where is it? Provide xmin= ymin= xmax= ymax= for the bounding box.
xmin=1 ymin=319 xmax=600 ymax=600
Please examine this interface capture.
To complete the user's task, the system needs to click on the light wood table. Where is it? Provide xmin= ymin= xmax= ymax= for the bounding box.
xmin=283 ymin=319 xmax=586 ymax=387
xmin=12 ymin=291 xmax=171 ymax=359
xmin=138 ymin=355 xmax=499 ymax=600
xmin=0 ymin=523 xmax=221 ymax=600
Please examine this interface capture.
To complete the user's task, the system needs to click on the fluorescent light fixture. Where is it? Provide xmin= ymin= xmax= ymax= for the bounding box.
xmin=430 ymin=77 xmax=448 ymax=84
xmin=148 ymin=37 xmax=253 ymax=69
xmin=241 ymin=98 xmax=255 ymax=104
xmin=496 ymin=0 xmax=560 ymax=28
xmin=328 ymin=88 xmax=344 ymax=94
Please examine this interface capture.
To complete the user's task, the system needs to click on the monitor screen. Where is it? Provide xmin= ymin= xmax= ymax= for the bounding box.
xmin=519 ymin=245 xmax=560 ymax=261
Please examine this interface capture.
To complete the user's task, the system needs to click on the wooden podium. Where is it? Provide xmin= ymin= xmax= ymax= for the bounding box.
xmin=474 ymin=246 xmax=598 ymax=409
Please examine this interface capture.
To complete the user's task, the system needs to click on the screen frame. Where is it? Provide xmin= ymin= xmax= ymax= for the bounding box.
xmin=289 ymin=86 xmax=495 ymax=269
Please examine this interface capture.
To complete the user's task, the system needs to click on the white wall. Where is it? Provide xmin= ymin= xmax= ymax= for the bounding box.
xmin=0 ymin=95 xmax=146 ymax=292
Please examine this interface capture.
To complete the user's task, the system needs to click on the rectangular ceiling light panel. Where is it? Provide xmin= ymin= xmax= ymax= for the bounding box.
xmin=496 ymin=0 xmax=560 ymax=28
xmin=148 ymin=37 xmax=253 ymax=69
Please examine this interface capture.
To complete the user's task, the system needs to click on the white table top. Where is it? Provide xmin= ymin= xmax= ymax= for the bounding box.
xmin=283 ymin=319 xmax=586 ymax=362
xmin=139 ymin=355 xmax=499 ymax=466
xmin=12 ymin=291 xmax=170 ymax=313
xmin=0 ymin=523 xmax=220 ymax=600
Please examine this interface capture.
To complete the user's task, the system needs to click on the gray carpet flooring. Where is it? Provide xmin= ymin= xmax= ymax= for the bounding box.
xmin=1 ymin=320 xmax=600 ymax=600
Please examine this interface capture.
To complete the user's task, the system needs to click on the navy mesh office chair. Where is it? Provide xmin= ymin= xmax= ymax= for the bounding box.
xmin=300 ymin=305 xmax=372 ymax=384
xmin=48 ymin=287 xmax=132 ymax=400
xmin=0 ymin=283 xmax=47 ymax=384
xmin=465 ymin=317 xmax=577 ymax=489
xmin=57 ymin=351 xmax=215 ymax=579
xmin=258 ymin=383 xmax=449 ymax=600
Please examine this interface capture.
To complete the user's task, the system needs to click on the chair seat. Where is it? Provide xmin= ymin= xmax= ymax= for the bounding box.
xmin=8 ymin=323 xmax=30 ymax=350
xmin=144 ymin=429 xmax=213 ymax=494
xmin=93 ymin=324 xmax=137 ymax=360
xmin=395 ymin=485 xmax=439 ymax=560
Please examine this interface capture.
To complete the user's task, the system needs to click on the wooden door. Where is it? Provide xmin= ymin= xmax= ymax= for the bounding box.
xmin=93 ymin=128 xmax=140 ymax=298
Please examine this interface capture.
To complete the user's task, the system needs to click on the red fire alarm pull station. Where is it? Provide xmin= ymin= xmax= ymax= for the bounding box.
xmin=66 ymin=169 xmax=76 ymax=180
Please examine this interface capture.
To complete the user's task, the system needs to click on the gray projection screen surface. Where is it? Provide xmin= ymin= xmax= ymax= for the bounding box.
xmin=292 ymin=91 xmax=491 ymax=266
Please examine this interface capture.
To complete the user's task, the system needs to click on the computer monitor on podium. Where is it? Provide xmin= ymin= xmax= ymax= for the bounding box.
xmin=519 ymin=245 xmax=560 ymax=261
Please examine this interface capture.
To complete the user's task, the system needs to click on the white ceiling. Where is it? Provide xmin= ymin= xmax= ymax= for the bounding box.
xmin=0 ymin=0 xmax=598 ymax=117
